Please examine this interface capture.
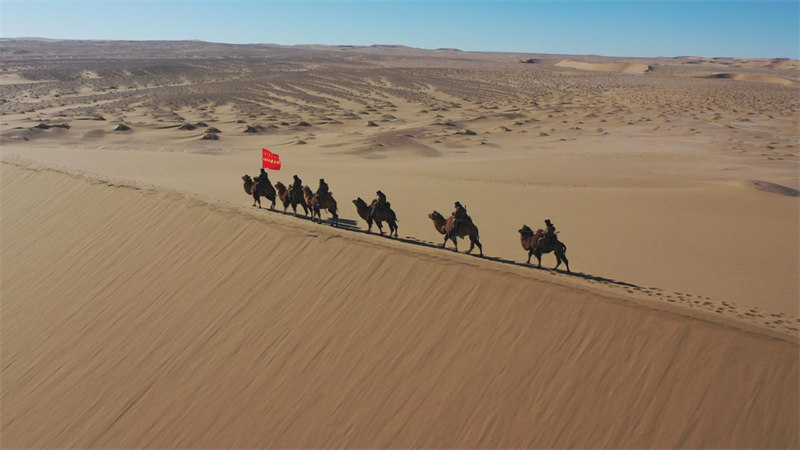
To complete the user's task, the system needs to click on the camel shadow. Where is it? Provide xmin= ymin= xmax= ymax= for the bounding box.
xmin=260 ymin=207 xmax=641 ymax=291
xmin=273 ymin=209 xmax=357 ymax=228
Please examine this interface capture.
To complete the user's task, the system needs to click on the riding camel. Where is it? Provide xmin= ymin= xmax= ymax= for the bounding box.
xmin=242 ymin=174 xmax=276 ymax=210
xmin=518 ymin=225 xmax=570 ymax=272
xmin=303 ymin=186 xmax=339 ymax=226
xmin=428 ymin=211 xmax=483 ymax=256
xmin=274 ymin=181 xmax=308 ymax=216
xmin=353 ymin=197 xmax=399 ymax=237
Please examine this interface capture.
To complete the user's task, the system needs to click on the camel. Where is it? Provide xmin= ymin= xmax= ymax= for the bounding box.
xmin=303 ymin=186 xmax=339 ymax=226
xmin=242 ymin=174 xmax=276 ymax=210
xmin=518 ymin=225 xmax=570 ymax=272
xmin=274 ymin=181 xmax=308 ymax=216
xmin=428 ymin=211 xmax=483 ymax=256
xmin=353 ymin=197 xmax=398 ymax=237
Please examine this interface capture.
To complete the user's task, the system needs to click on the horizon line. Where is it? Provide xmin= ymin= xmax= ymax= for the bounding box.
xmin=1 ymin=36 xmax=797 ymax=61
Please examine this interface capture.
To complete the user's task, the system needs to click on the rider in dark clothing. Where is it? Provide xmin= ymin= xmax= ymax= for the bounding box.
xmin=316 ymin=178 xmax=329 ymax=204
xmin=255 ymin=168 xmax=269 ymax=185
xmin=450 ymin=201 xmax=468 ymax=238
xmin=369 ymin=190 xmax=387 ymax=221
xmin=537 ymin=219 xmax=557 ymax=249
xmin=290 ymin=174 xmax=303 ymax=204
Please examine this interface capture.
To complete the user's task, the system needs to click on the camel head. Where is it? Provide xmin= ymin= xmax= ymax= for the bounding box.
xmin=353 ymin=197 xmax=367 ymax=208
xmin=274 ymin=181 xmax=286 ymax=192
xmin=302 ymin=185 xmax=313 ymax=195
xmin=428 ymin=211 xmax=444 ymax=221
xmin=242 ymin=174 xmax=252 ymax=182
xmin=518 ymin=225 xmax=534 ymax=235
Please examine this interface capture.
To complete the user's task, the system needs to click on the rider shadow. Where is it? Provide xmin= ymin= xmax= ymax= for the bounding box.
xmin=480 ymin=254 xmax=640 ymax=288
xmin=334 ymin=217 xmax=359 ymax=228
xmin=393 ymin=236 xmax=642 ymax=291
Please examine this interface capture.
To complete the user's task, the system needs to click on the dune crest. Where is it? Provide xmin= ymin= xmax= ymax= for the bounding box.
xmin=555 ymin=59 xmax=651 ymax=73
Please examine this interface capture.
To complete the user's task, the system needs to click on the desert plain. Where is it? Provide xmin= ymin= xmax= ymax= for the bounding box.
xmin=1 ymin=39 xmax=798 ymax=448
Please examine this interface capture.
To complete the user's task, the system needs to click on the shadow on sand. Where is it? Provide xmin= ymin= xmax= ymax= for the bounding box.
xmin=266 ymin=207 xmax=641 ymax=291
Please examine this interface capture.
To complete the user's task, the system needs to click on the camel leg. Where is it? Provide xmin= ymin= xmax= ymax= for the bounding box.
xmin=441 ymin=234 xmax=449 ymax=249
xmin=559 ymin=249 xmax=570 ymax=273
xmin=367 ymin=218 xmax=373 ymax=232
xmin=535 ymin=250 xmax=542 ymax=268
xmin=376 ymin=220 xmax=384 ymax=235
xmin=475 ymin=238 xmax=483 ymax=257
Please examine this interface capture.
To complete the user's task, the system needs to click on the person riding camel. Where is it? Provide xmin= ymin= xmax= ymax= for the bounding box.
xmin=255 ymin=168 xmax=269 ymax=185
xmin=289 ymin=174 xmax=303 ymax=204
xmin=369 ymin=190 xmax=388 ymax=221
xmin=316 ymin=178 xmax=329 ymax=204
xmin=537 ymin=219 xmax=557 ymax=249
xmin=450 ymin=201 xmax=469 ymax=238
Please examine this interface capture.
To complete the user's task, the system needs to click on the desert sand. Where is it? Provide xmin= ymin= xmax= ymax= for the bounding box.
xmin=1 ymin=40 xmax=798 ymax=448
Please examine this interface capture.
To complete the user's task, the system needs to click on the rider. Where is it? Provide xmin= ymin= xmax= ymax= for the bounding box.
xmin=450 ymin=201 xmax=468 ymax=238
xmin=538 ymin=219 xmax=557 ymax=248
xmin=316 ymin=178 xmax=329 ymax=204
xmin=255 ymin=168 xmax=269 ymax=185
xmin=289 ymin=174 xmax=303 ymax=204
xmin=369 ymin=190 xmax=388 ymax=221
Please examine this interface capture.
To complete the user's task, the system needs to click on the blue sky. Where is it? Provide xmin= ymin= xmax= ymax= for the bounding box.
xmin=1 ymin=1 xmax=797 ymax=58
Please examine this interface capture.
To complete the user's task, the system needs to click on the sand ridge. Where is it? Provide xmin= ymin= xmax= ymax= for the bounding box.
xmin=4 ymin=157 xmax=797 ymax=339
xmin=554 ymin=59 xmax=652 ymax=73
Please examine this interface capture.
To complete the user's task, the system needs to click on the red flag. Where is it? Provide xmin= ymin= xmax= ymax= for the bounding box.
xmin=262 ymin=148 xmax=281 ymax=170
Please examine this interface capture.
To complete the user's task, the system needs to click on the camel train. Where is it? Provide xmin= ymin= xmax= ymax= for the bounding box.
xmin=242 ymin=172 xmax=570 ymax=272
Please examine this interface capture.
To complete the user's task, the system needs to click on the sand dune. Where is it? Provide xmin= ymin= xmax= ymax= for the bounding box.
xmin=704 ymin=72 xmax=796 ymax=86
xmin=554 ymin=60 xmax=651 ymax=73
xmin=2 ymin=162 xmax=797 ymax=448
xmin=522 ymin=58 xmax=652 ymax=73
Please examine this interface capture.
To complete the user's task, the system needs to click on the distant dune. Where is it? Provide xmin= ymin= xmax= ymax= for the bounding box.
xmin=523 ymin=58 xmax=651 ymax=73
xmin=555 ymin=60 xmax=652 ymax=73
xmin=704 ymin=72 xmax=796 ymax=86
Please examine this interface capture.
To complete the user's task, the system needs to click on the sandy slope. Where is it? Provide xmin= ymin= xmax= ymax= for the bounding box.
xmin=2 ymin=162 xmax=797 ymax=448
